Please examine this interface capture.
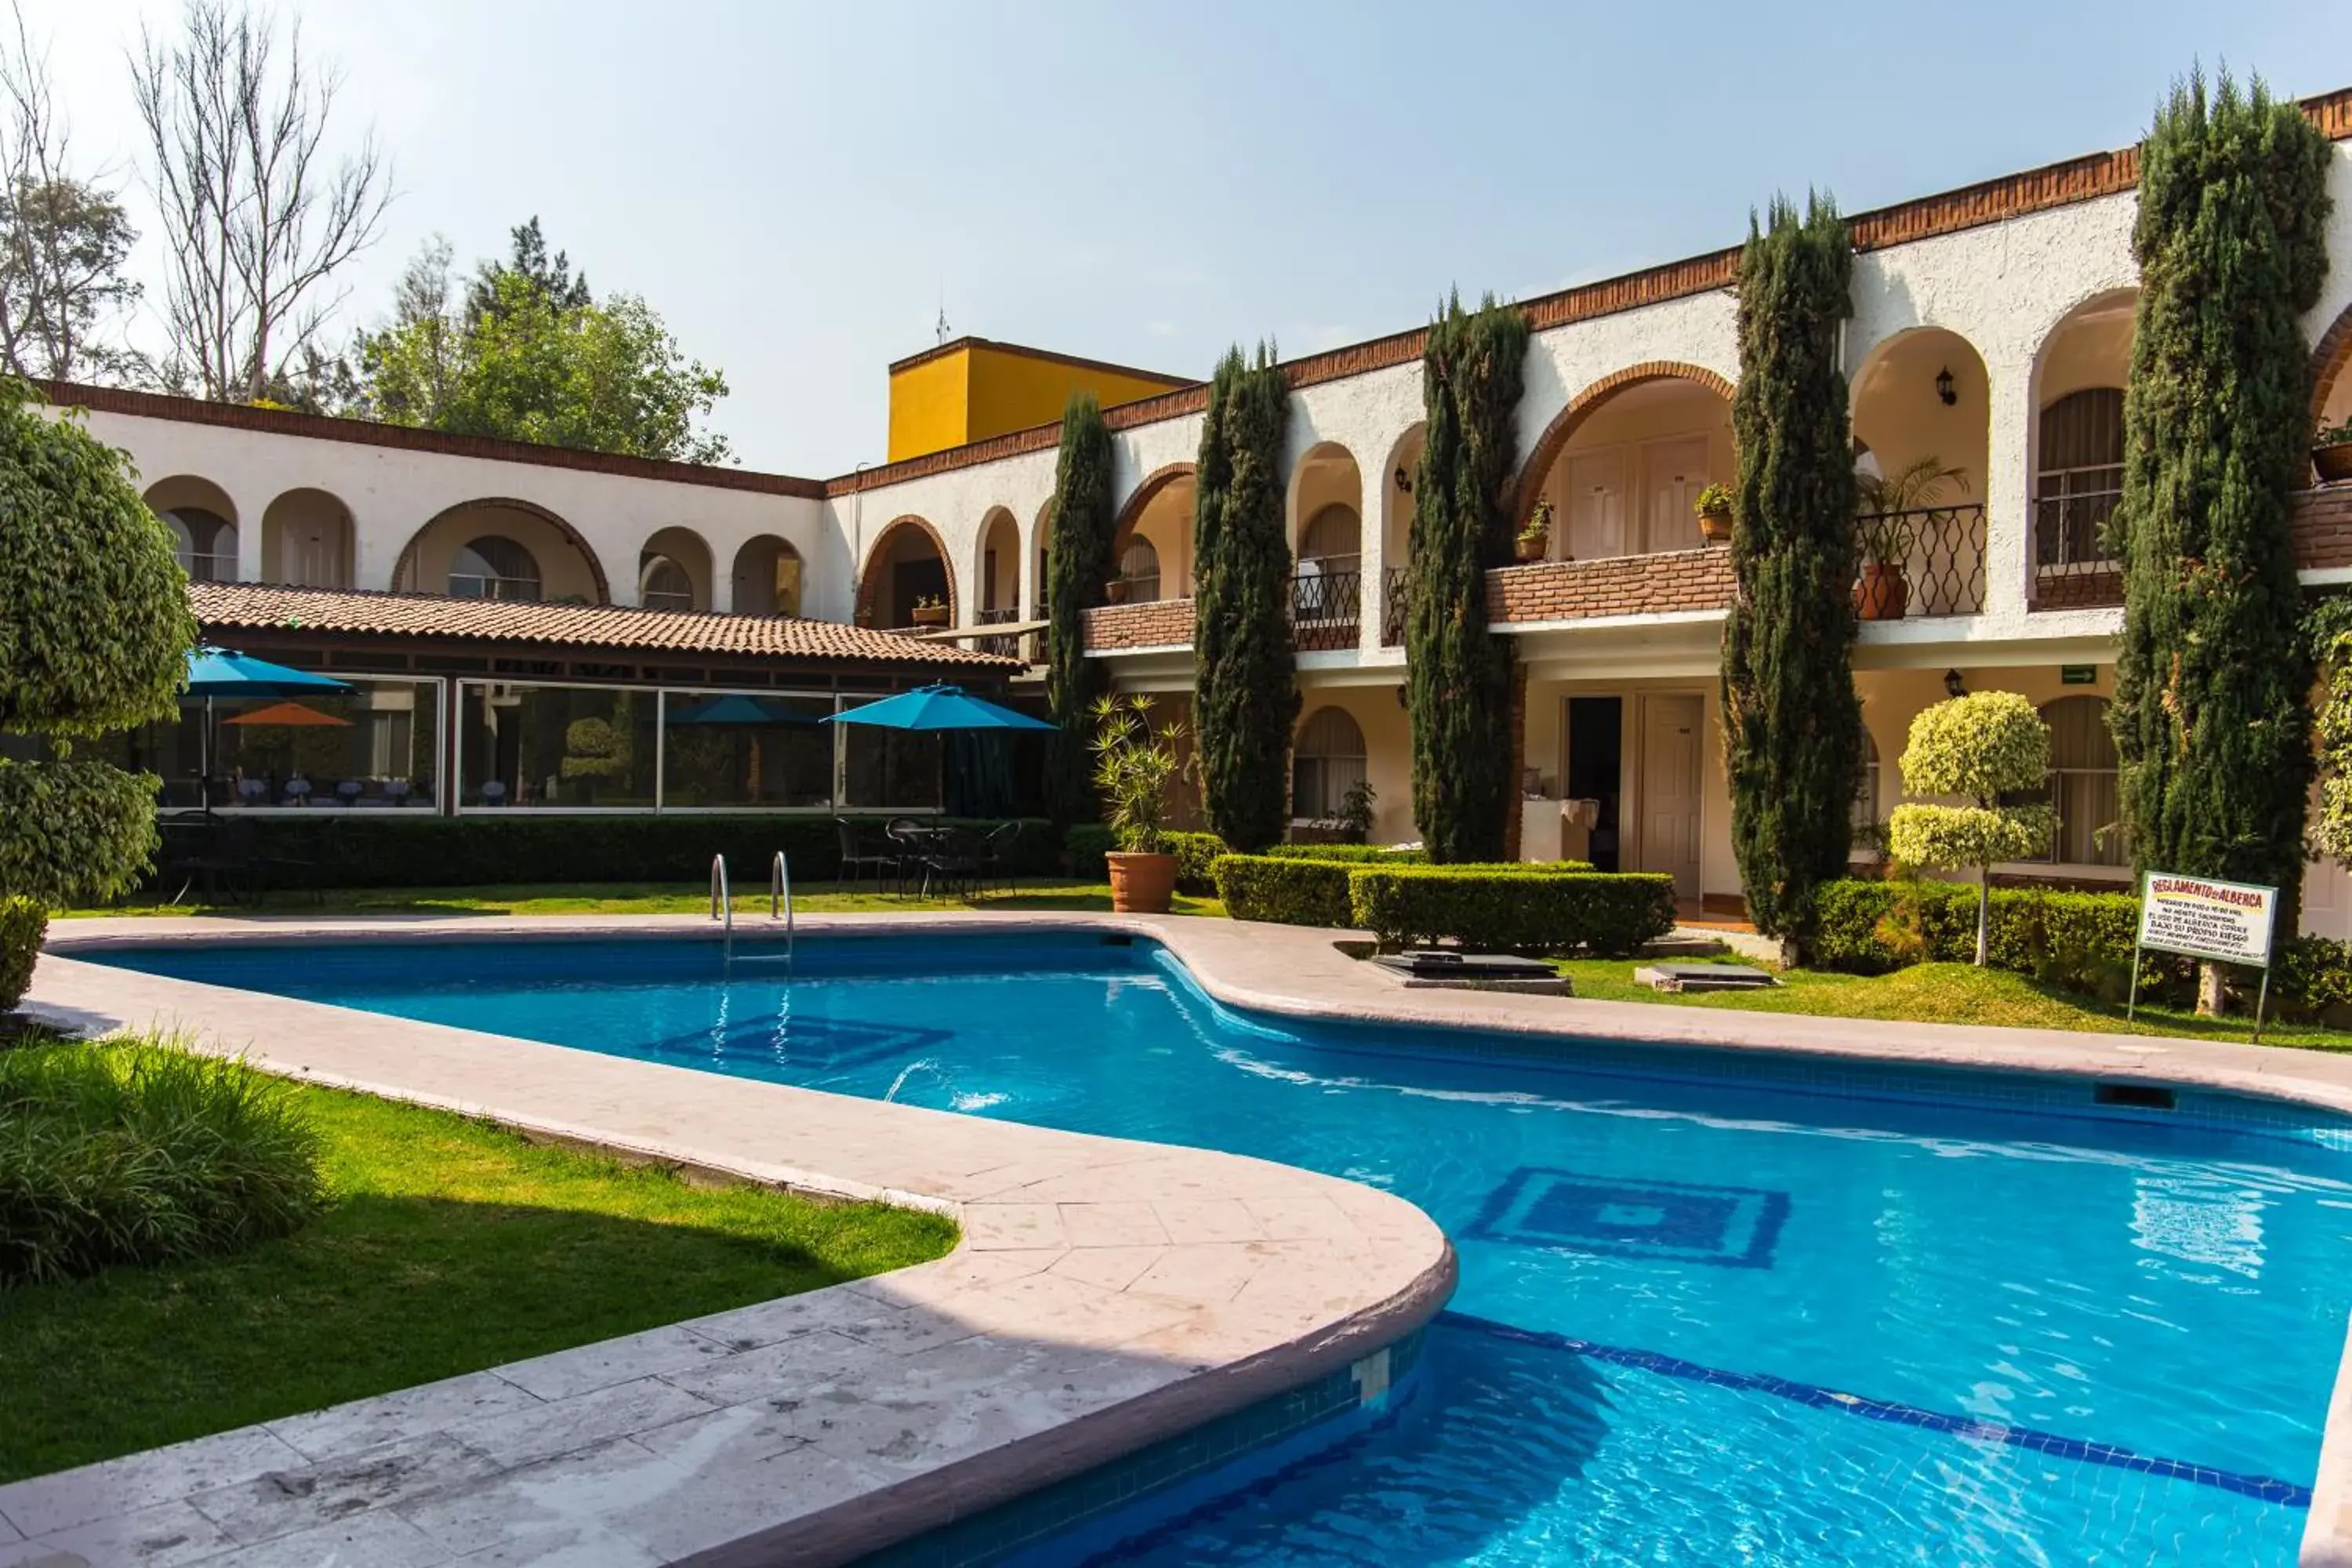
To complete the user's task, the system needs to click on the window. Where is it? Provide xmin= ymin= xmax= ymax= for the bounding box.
xmin=1291 ymin=706 xmax=1367 ymax=821
xmin=1298 ymin=505 xmax=1362 ymax=572
xmin=639 ymin=553 xmax=695 ymax=612
xmin=450 ymin=535 xmax=543 ymax=601
xmin=2034 ymin=389 xmax=2125 ymax=569
xmin=660 ymin=691 xmax=833 ymax=808
xmin=164 ymin=507 xmax=238 ymax=583
xmin=92 ymin=678 xmax=442 ymax=811
xmin=2035 ymin=695 xmax=2125 ymax=866
xmin=1118 ymin=538 xmax=1161 ymax=602
xmin=1853 ymin=726 xmax=1880 ymax=836
xmin=458 ymin=683 xmax=657 ymax=807
xmin=839 ymin=699 xmax=942 ymax=810
xmin=773 ymin=546 xmax=803 ymax=618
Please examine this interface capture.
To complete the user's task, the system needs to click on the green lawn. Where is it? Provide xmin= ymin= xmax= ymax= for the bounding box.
xmin=1552 ymin=956 xmax=2352 ymax=1051
xmin=62 ymin=877 xmax=1226 ymax=921
xmin=0 ymin=1080 xmax=956 ymax=1483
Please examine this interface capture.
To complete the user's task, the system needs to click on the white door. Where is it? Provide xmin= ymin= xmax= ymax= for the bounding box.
xmin=1642 ymin=436 xmax=1710 ymax=554
xmin=1639 ymin=694 xmax=1704 ymax=901
xmin=1566 ymin=449 xmax=1626 ymax=560
xmin=2307 ymin=785 xmax=2352 ymax=938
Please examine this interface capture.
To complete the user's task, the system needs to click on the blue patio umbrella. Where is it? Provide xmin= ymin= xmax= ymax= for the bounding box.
xmin=182 ymin=647 xmax=351 ymax=811
xmin=670 ymin=694 xmax=821 ymax=727
xmin=819 ymin=684 xmax=1055 ymax=732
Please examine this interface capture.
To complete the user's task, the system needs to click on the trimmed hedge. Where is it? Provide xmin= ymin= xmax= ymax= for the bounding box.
xmin=1809 ymin=878 xmax=2169 ymax=997
xmin=1348 ymin=866 xmax=1677 ymax=956
xmin=1213 ymin=854 xmax=1357 ymax=927
xmin=1062 ymin=826 xmax=1230 ymax=893
xmin=148 ymin=815 xmax=1057 ymax=893
xmin=1260 ymin=844 xmax=1432 ymax=865
xmin=1 ymin=895 xmax=44 ymax=1011
xmin=2279 ymin=938 xmax=2352 ymax=1016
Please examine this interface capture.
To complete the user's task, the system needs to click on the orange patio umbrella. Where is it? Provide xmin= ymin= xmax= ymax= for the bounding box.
xmin=224 ymin=701 xmax=351 ymax=728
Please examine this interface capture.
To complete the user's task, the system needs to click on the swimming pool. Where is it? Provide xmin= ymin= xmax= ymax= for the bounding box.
xmin=94 ymin=930 xmax=2352 ymax=1565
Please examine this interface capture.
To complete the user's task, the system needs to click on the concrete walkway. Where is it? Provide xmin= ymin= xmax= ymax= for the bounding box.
xmin=17 ymin=909 xmax=2352 ymax=1565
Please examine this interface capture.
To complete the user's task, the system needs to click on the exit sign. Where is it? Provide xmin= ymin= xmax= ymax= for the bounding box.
xmin=2061 ymin=665 xmax=2097 ymax=685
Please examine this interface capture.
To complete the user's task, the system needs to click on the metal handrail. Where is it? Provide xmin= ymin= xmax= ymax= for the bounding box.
xmin=770 ymin=850 xmax=795 ymax=942
xmin=710 ymin=852 xmax=731 ymax=931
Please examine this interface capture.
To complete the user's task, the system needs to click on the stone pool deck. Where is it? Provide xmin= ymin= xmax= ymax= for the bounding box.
xmin=18 ymin=909 xmax=2352 ymax=1566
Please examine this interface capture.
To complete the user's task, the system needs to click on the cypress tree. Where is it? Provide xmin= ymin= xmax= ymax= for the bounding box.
xmin=1192 ymin=343 xmax=1298 ymax=850
xmin=1407 ymin=292 xmax=1526 ymax=862
xmin=2111 ymin=70 xmax=2332 ymax=1012
xmin=1044 ymin=394 xmax=1114 ymax=826
xmin=1720 ymin=194 xmax=1863 ymax=963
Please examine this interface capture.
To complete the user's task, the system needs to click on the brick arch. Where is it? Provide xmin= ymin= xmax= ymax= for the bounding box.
xmin=1112 ymin=462 xmax=1196 ymax=543
xmin=857 ymin=514 xmax=958 ymax=626
xmin=390 ymin=495 xmax=612 ymax=603
xmin=1510 ymin=361 xmax=1737 ymax=529
xmin=2315 ymin=298 xmax=2352 ymax=425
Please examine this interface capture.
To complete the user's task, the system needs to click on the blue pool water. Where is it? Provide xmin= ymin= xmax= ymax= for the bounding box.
xmin=99 ymin=931 xmax=2352 ymax=1565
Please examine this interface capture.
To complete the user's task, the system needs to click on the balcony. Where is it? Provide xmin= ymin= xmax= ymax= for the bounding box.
xmin=176 ymin=550 xmax=239 ymax=584
xmin=1082 ymin=597 xmax=1196 ymax=651
xmin=2031 ymin=465 xmax=2123 ymax=610
xmin=1382 ymin=564 xmax=1408 ymax=645
xmin=1290 ymin=567 xmax=1361 ymax=652
xmin=1853 ymin=503 xmax=1987 ymax=619
xmin=1486 ymin=549 xmax=1735 ymax=624
xmin=973 ymin=605 xmax=1033 ymax=662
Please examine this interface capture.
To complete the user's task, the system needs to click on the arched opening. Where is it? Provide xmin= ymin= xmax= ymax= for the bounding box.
xmin=1111 ymin=466 xmax=1196 ymax=604
xmin=1380 ymin=423 xmax=1425 ymax=645
xmin=393 ymin=499 xmax=609 ymax=604
xmin=731 ymin=535 xmax=804 ymax=617
xmin=975 ymin=507 xmax=1022 ymax=619
xmin=1516 ymin=366 xmax=1735 ymax=560
xmin=637 ymin=526 xmax=713 ymax=612
xmin=1849 ymin=328 xmax=1991 ymax=617
xmin=2019 ymin=695 xmax=2125 ymax=867
xmin=1116 ymin=537 xmax=1163 ymax=602
xmin=858 ymin=517 xmax=954 ymax=629
xmin=1292 ymin=706 xmax=1368 ymax=824
xmin=260 ymin=487 xmax=353 ymax=588
xmin=2313 ymin=298 xmax=2352 ymax=441
xmin=2030 ymin=291 xmax=2136 ymax=608
xmin=451 ymin=535 xmax=543 ymax=601
xmin=1287 ymin=442 xmax=1364 ymax=649
xmin=143 ymin=475 xmax=239 ymax=583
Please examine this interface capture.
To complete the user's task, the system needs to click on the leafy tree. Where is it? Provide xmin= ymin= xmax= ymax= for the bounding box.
xmin=1192 ymin=343 xmax=1296 ymax=851
xmin=1886 ymin=692 xmax=2054 ymax=966
xmin=1721 ymin=194 xmax=1863 ymax=964
xmin=1043 ymin=394 xmax=1113 ymax=826
xmin=0 ymin=379 xmax=198 ymax=1006
xmin=1408 ymin=292 xmax=1526 ymax=862
xmin=2110 ymin=70 xmax=2332 ymax=1015
xmin=356 ymin=225 xmax=731 ymax=464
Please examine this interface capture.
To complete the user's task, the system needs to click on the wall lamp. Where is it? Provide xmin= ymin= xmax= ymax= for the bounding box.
xmin=1944 ymin=669 xmax=1968 ymax=699
xmin=1395 ymin=466 xmax=1414 ymax=495
xmin=1936 ymin=366 xmax=1957 ymax=407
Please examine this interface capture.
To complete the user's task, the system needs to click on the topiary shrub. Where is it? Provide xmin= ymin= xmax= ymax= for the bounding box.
xmin=1212 ymin=854 xmax=1356 ymax=927
xmin=1885 ymin=692 xmax=2053 ymax=964
xmin=1347 ymin=866 xmax=1677 ymax=956
xmin=0 ymin=1034 xmax=323 ymax=1287
xmin=0 ymin=896 xmax=43 ymax=1011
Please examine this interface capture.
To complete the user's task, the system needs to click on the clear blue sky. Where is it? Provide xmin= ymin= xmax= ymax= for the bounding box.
xmin=32 ymin=0 xmax=2343 ymax=477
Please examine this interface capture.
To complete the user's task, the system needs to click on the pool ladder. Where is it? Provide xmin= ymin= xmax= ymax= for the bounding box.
xmin=710 ymin=852 xmax=793 ymax=967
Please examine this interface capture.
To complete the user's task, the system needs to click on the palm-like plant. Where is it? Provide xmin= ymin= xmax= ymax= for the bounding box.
xmin=1089 ymin=694 xmax=1186 ymax=855
xmin=1855 ymin=456 xmax=1967 ymax=566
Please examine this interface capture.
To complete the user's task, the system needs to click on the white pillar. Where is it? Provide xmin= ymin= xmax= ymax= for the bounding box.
xmin=1980 ymin=347 xmax=2035 ymax=622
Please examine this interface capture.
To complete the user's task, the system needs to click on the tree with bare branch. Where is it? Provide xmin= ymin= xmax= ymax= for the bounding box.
xmin=0 ymin=2 xmax=142 ymax=383
xmin=132 ymin=0 xmax=390 ymax=402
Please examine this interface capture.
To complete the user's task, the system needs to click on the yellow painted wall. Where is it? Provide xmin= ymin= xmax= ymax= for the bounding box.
xmin=887 ymin=340 xmax=1192 ymax=463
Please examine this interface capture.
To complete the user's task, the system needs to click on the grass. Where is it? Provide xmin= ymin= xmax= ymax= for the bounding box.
xmin=60 ymin=877 xmax=1228 ymax=921
xmin=1552 ymin=956 xmax=2352 ymax=1051
xmin=0 ymin=1065 xmax=956 ymax=1482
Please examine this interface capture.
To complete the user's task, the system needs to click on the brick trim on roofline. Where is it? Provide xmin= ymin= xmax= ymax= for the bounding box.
xmin=38 ymin=380 xmax=830 ymax=499
xmin=832 ymin=86 xmax=2352 ymax=501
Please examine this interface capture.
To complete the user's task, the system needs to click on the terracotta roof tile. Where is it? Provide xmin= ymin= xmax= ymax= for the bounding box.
xmin=187 ymin=582 xmax=1018 ymax=669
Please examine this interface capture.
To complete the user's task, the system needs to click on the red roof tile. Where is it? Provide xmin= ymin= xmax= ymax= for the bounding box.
xmin=187 ymin=582 xmax=1018 ymax=669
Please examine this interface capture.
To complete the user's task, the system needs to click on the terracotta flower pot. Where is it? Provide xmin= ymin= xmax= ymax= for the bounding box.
xmin=1105 ymin=851 xmax=1177 ymax=913
xmin=2317 ymin=444 xmax=2352 ymax=485
xmin=1853 ymin=561 xmax=1908 ymax=621
xmin=1515 ymin=535 xmax=1548 ymax=563
xmin=1104 ymin=579 xmax=1131 ymax=604
xmin=1698 ymin=508 xmax=1734 ymax=544
xmin=910 ymin=605 xmax=948 ymax=626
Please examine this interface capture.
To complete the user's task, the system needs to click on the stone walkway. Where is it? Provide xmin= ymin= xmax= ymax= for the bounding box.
xmin=17 ymin=909 xmax=2352 ymax=1565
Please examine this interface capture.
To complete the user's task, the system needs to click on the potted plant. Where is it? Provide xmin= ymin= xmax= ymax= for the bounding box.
xmin=1091 ymin=693 xmax=1186 ymax=913
xmin=1103 ymin=575 xmax=1132 ymax=604
xmin=909 ymin=593 xmax=948 ymax=627
xmin=1515 ymin=500 xmax=1553 ymax=562
xmin=1693 ymin=483 xmax=1735 ymax=544
xmin=2318 ymin=415 xmax=2352 ymax=485
xmin=1853 ymin=456 xmax=1966 ymax=622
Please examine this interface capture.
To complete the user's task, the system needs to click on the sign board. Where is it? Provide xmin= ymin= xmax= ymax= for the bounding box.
xmin=2061 ymin=665 xmax=2097 ymax=685
xmin=2136 ymin=873 xmax=2278 ymax=967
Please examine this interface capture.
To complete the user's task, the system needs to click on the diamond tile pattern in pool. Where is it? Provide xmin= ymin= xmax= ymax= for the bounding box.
xmin=1470 ymin=1167 xmax=1791 ymax=1269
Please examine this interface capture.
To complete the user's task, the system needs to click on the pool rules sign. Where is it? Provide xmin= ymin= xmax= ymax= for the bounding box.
xmin=2130 ymin=873 xmax=2280 ymax=1034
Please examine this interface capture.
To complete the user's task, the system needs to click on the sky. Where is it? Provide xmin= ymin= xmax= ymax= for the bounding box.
xmin=27 ymin=0 xmax=2345 ymax=478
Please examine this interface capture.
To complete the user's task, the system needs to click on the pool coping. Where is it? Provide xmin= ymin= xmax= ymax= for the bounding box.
xmin=20 ymin=907 xmax=2352 ymax=1566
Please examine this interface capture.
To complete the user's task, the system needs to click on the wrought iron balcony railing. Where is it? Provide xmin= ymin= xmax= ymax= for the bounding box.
xmin=1381 ymin=564 xmax=1409 ymax=645
xmin=2032 ymin=466 xmax=2125 ymax=608
xmin=1289 ymin=567 xmax=1362 ymax=651
xmin=1852 ymin=503 xmax=1987 ymax=619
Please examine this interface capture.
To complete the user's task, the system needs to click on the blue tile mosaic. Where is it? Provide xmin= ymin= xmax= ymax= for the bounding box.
xmin=1469 ymin=1167 xmax=1792 ymax=1269
xmin=1437 ymin=1311 xmax=2314 ymax=1509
